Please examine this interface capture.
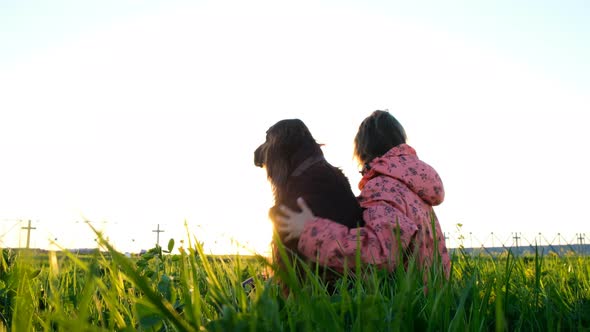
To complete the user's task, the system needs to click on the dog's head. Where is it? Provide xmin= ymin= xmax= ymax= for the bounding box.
xmin=254 ymin=119 xmax=319 ymax=190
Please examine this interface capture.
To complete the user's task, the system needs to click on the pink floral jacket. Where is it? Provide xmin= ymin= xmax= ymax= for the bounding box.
xmin=297 ymin=144 xmax=450 ymax=277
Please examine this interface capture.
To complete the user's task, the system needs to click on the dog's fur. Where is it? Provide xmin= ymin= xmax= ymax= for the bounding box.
xmin=254 ymin=119 xmax=364 ymax=289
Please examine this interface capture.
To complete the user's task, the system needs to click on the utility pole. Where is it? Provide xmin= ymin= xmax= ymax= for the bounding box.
xmin=513 ymin=232 xmax=520 ymax=249
xmin=21 ymin=220 xmax=36 ymax=249
xmin=577 ymin=233 xmax=585 ymax=253
xmin=152 ymin=224 xmax=164 ymax=247
xmin=577 ymin=233 xmax=585 ymax=245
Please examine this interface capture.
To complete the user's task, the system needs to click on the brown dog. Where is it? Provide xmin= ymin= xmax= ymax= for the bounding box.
xmin=254 ymin=119 xmax=364 ymax=290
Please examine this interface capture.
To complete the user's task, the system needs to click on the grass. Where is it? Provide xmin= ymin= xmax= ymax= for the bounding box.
xmin=1 ymin=228 xmax=589 ymax=331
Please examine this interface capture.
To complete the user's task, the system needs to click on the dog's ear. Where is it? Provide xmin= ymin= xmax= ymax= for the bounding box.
xmin=265 ymin=119 xmax=317 ymax=192
xmin=265 ymin=133 xmax=290 ymax=191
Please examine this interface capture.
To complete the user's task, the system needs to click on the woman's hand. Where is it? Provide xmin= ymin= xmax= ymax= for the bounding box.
xmin=275 ymin=197 xmax=315 ymax=243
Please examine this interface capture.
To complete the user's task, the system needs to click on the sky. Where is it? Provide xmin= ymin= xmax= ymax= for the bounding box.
xmin=1 ymin=0 xmax=589 ymax=253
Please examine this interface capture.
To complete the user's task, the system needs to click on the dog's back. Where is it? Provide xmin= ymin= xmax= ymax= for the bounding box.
xmin=283 ymin=160 xmax=364 ymax=229
xmin=272 ymin=156 xmax=364 ymax=257
xmin=276 ymin=157 xmax=363 ymax=293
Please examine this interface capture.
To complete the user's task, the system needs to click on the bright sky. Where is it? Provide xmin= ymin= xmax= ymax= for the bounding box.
xmin=1 ymin=0 xmax=589 ymax=253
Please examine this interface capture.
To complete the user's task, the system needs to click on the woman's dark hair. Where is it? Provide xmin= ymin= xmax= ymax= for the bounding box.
xmin=354 ymin=110 xmax=407 ymax=167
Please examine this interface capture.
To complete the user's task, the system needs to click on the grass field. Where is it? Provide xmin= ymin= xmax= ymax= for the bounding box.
xmin=1 ymin=230 xmax=589 ymax=331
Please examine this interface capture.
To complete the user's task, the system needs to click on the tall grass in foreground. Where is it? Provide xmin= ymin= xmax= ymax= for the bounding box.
xmin=1 ymin=231 xmax=589 ymax=331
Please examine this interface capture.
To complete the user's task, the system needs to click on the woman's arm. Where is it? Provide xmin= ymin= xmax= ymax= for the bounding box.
xmin=275 ymin=177 xmax=418 ymax=271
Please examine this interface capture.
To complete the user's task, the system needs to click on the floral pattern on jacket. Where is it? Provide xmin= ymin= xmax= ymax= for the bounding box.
xmin=297 ymin=144 xmax=450 ymax=277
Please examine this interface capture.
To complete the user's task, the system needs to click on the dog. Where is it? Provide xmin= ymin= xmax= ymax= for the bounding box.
xmin=254 ymin=119 xmax=364 ymax=291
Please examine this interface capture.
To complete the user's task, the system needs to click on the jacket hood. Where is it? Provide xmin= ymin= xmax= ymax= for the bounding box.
xmin=359 ymin=144 xmax=445 ymax=206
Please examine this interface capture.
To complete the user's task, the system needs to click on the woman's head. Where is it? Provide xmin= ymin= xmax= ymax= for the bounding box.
xmin=354 ymin=110 xmax=407 ymax=166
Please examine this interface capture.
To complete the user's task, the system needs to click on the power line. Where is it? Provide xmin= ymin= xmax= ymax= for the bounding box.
xmin=0 ymin=220 xmax=23 ymax=244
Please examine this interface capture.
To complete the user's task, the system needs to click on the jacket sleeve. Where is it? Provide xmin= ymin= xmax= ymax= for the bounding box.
xmin=297 ymin=176 xmax=418 ymax=270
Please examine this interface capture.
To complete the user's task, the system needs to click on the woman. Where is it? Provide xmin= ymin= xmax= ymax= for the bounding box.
xmin=275 ymin=110 xmax=450 ymax=277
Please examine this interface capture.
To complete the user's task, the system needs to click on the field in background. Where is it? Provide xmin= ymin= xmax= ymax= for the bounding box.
xmin=1 ymin=233 xmax=589 ymax=331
